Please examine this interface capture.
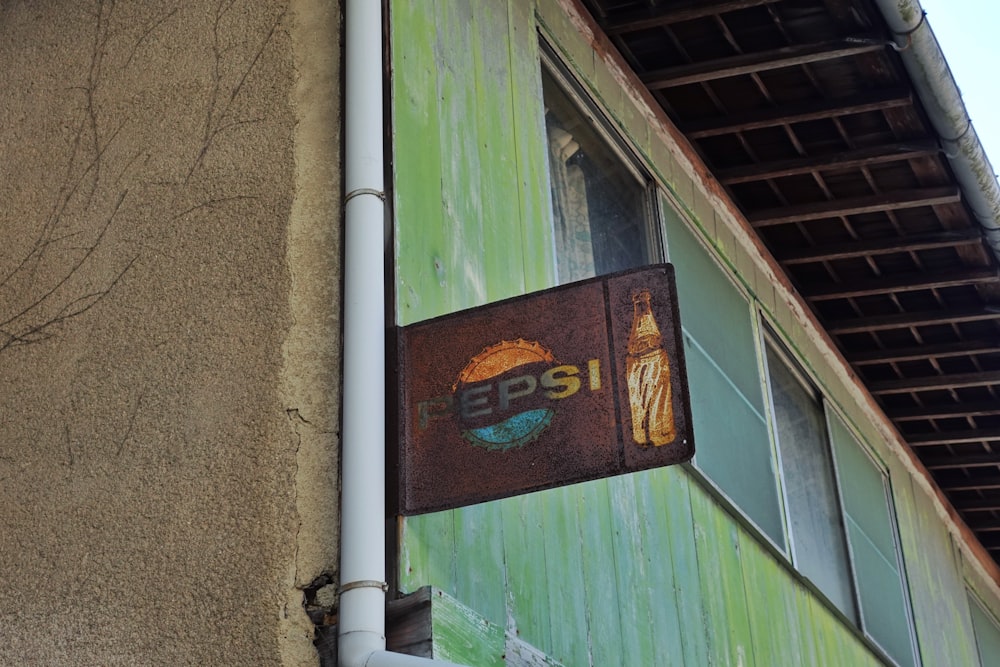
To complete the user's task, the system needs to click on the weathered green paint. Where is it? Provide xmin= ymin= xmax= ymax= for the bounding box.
xmin=390 ymin=0 xmax=450 ymax=323
xmin=575 ymin=480 xmax=621 ymax=667
xmin=893 ymin=473 xmax=980 ymax=666
xmin=453 ymin=501 xmax=508 ymax=627
xmin=738 ymin=530 xmax=804 ymax=666
xmin=656 ymin=467 xmax=710 ymax=667
xmin=399 ymin=510 xmax=457 ymax=596
xmin=429 ymin=587 xmax=507 ymax=666
xmin=391 ymin=0 xmax=553 ymax=327
xmin=689 ymin=479 xmax=755 ymax=666
xmin=500 ymin=493 xmax=553 ymax=651
xmin=542 ymin=485 xmax=592 ymax=667
xmin=628 ymin=469 xmax=687 ymax=667
xmin=606 ymin=474 xmax=658 ymax=666
xmin=391 ymin=1 xmax=1000 ymax=666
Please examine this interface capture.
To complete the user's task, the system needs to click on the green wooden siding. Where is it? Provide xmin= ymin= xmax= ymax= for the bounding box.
xmin=390 ymin=1 xmax=1000 ymax=665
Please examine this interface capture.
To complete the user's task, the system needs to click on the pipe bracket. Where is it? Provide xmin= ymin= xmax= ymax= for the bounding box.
xmin=345 ymin=188 xmax=386 ymax=204
xmin=339 ymin=579 xmax=389 ymax=596
xmin=888 ymin=9 xmax=926 ymax=51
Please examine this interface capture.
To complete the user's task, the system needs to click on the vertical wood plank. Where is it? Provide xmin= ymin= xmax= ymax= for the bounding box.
xmin=469 ymin=0 xmax=527 ymax=303
xmin=794 ymin=584 xmax=821 ymax=666
xmin=577 ymin=479 xmax=625 ymax=667
xmin=892 ymin=474 xmax=979 ymax=666
xmin=689 ymin=480 xmax=755 ymax=666
xmin=435 ymin=0 xmax=489 ymax=311
xmin=660 ymin=468 xmax=710 ymax=667
xmin=633 ymin=468 xmax=693 ymax=666
xmin=507 ymin=0 xmax=557 ymax=293
xmin=607 ymin=473 xmax=658 ymax=666
xmin=738 ymin=530 xmax=804 ymax=667
xmin=500 ymin=493 xmax=553 ymax=653
xmin=390 ymin=0 xmax=450 ymax=325
xmin=453 ymin=502 xmax=508 ymax=627
xmin=543 ymin=485 xmax=593 ymax=667
xmin=399 ymin=512 xmax=458 ymax=598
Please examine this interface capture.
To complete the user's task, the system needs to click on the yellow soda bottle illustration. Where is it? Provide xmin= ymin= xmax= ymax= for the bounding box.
xmin=626 ymin=290 xmax=676 ymax=446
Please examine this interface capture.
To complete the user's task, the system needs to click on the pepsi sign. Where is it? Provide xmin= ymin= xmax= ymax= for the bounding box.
xmin=394 ymin=264 xmax=693 ymax=515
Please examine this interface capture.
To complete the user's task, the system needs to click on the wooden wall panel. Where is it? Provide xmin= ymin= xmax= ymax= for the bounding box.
xmin=390 ymin=1 xmax=1000 ymax=665
xmin=893 ymin=474 xmax=980 ymax=666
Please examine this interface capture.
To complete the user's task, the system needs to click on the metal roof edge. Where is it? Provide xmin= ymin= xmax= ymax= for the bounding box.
xmin=873 ymin=0 xmax=1000 ymax=265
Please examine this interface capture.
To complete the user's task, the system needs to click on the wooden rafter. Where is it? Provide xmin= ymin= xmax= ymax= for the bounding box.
xmin=777 ymin=229 xmax=981 ymax=265
xmin=642 ymin=37 xmax=886 ymax=89
xmin=951 ymin=495 xmax=1000 ymax=512
xmin=804 ymin=268 xmax=998 ymax=301
xmin=890 ymin=400 xmax=1000 ymax=422
xmin=717 ymin=140 xmax=941 ymax=185
xmin=606 ymin=0 xmax=781 ymax=33
xmin=963 ymin=518 xmax=1000 ymax=532
xmin=924 ymin=455 xmax=1000 ymax=470
xmin=683 ymin=89 xmax=912 ymax=138
xmin=939 ymin=477 xmax=1000 ymax=492
xmin=851 ymin=338 xmax=999 ymax=365
xmin=828 ymin=307 xmax=1000 ymax=335
xmin=870 ymin=371 xmax=1000 ymax=395
xmin=907 ymin=428 xmax=1000 ymax=446
xmin=748 ymin=187 xmax=961 ymax=228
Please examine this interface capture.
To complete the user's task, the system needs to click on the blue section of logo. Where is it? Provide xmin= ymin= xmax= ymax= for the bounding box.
xmin=462 ymin=408 xmax=555 ymax=452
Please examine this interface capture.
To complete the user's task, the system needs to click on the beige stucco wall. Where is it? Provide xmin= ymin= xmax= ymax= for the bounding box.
xmin=0 ymin=1 xmax=341 ymax=664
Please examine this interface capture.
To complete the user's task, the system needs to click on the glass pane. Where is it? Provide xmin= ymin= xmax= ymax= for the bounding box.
xmin=662 ymin=202 xmax=781 ymax=547
xmin=848 ymin=520 xmax=915 ymax=666
xmin=829 ymin=415 xmax=915 ymax=665
xmin=970 ymin=595 xmax=1000 ymax=667
xmin=830 ymin=416 xmax=898 ymax=558
xmin=685 ymin=333 xmax=784 ymax=546
xmin=542 ymin=68 xmax=649 ymax=282
xmin=663 ymin=204 xmax=764 ymax=412
xmin=767 ymin=345 xmax=856 ymax=619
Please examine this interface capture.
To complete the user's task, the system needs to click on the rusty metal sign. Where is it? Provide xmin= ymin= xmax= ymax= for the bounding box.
xmin=393 ymin=264 xmax=693 ymax=515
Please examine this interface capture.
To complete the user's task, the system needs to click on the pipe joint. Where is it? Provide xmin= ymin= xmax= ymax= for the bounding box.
xmin=340 ymin=579 xmax=390 ymax=596
xmin=346 ymin=187 xmax=387 ymax=205
xmin=888 ymin=9 xmax=926 ymax=51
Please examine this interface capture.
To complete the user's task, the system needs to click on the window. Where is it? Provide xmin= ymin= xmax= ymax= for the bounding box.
xmin=765 ymin=337 xmax=917 ymax=666
xmin=664 ymin=202 xmax=785 ymax=547
xmin=970 ymin=592 xmax=1000 ymax=667
xmin=765 ymin=341 xmax=856 ymax=619
xmin=767 ymin=343 xmax=857 ymax=620
xmin=540 ymin=60 xmax=655 ymax=282
xmin=831 ymin=412 xmax=917 ymax=666
xmin=539 ymin=39 xmax=918 ymax=666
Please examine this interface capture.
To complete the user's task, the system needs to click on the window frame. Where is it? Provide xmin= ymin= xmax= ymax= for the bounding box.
xmin=761 ymin=328 xmax=859 ymax=622
xmin=759 ymin=321 xmax=919 ymax=666
xmin=828 ymin=401 xmax=920 ymax=667
xmin=969 ymin=589 xmax=1000 ymax=667
xmin=538 ymin=41 xmax=663 ymax=281
xmin=662 ymin=197 xmax=789 ymax=556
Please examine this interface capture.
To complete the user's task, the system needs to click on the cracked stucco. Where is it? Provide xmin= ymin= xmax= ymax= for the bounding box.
xmin=0 ymin=0 xmax=341 ymax=664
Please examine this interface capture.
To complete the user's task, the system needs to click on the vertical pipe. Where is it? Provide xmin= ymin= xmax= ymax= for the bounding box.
xmin=339 ymin=0 xmax=387 ymax=662
xmin=339 ymin=1 xmax=466 ymax=665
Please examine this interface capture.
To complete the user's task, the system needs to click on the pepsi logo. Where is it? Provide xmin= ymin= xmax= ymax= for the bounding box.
xmin=416 ymin=338 xmax=602 ymax=451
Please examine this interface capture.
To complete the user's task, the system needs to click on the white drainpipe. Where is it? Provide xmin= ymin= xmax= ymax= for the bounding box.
xmin=339 ymin=0 xmax=466 ymax=665
xmin=874 ymin=0 xmax=1000 ymax=264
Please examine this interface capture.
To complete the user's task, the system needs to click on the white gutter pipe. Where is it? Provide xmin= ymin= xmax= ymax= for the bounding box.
xmin=873 ymin=0 xmax=1000 ymax=264
xmin=339 ymin=0 xmax=466 ymax=665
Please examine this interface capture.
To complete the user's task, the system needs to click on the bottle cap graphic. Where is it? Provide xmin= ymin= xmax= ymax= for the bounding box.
xmin=454 ymin=339 xmax=557 ymax=451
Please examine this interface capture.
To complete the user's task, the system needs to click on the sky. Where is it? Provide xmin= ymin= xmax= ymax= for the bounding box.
xmin=918 ymin=0 xmax=1000 ymax=171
